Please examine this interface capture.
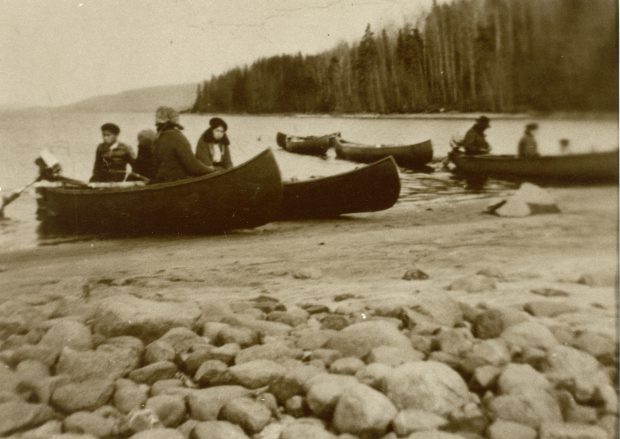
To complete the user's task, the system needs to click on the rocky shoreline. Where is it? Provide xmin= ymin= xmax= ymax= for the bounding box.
xmin=0 ymin=186 xmax=617 ymax=439
xmin=0 ymin=276 xmax=617 ymax=439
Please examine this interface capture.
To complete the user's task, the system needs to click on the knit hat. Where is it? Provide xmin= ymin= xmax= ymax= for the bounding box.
xmin=526 ymin=123 xmax=539 ymax=131
xmin=209 ymin=117 xmax=228 ymax=131
xmin=155 ymin=106 xmax=180 ymax=125
xmin=101 ymin=123 xmax=120 ymax=135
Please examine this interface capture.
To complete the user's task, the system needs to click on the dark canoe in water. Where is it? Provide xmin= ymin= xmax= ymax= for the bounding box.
xmin=276 ymin=132 xmax=339 ymax=156
xmin=35 ymin=149 xmax=283 ymax=234
xmin=448 ymin=150 xmax=619 ymax=183
xmin=279 ymin=157 xmax=401 ymax=219
xmin=333 ymin=137 xmax=433 ymax=168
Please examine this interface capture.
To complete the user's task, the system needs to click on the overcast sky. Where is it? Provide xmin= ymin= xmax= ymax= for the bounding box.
xmin=0 ymin=0 xmax=437 ymax=107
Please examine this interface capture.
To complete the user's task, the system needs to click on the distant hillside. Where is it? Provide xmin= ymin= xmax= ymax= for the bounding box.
xmin=60 ymin=83 xmax=198 ymax=113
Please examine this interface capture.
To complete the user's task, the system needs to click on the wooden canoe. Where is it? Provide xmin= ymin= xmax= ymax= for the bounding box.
xmin=333 ymin=137 xmax=433 ymax=168
xmin=279 ymin=157 xmax=401 ymax=219
xmin=448 ymin=150 xmax=619 ymax=183
xmin=276 ymin=132 xmax=339 ymax=156
xmin=35 ymin=149 xmax=283 ymax=234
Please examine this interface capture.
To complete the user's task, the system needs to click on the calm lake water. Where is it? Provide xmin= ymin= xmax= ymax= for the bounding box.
xmin=0 ymin=111 xmax=617 ymax=250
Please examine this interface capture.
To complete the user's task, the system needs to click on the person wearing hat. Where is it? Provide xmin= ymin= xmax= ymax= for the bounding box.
xmin=195 ymin=117 xmax=233 ymax=171
xmin=462 ymin=116 xmax=492 ymax=155
xmin=151 ymin=106 xmax=214 ymax=182
xmin=90 ymin=123 xmax=136 ymax=182
xmin=518 ymin=123 xmax=540 ymax=158
xmin=132 ymin=129 xmax=158 ymax=180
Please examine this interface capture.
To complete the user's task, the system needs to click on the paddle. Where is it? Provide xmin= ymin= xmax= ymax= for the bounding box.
xmin=0 ymin=176 xmax=42 ymax=218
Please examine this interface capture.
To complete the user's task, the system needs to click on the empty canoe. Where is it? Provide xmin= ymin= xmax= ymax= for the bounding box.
xmin=276 ymin=132 xmax=340 ymax=156
xmin=448 ymin=150 xmax=618 ymax=183
xmin=36 ymin=149 xmax=283 ymax=234
xmin=334 ymin=137 xmax=433 ymax=168
xmin=279 ymin=156 xmax=401 ymax=219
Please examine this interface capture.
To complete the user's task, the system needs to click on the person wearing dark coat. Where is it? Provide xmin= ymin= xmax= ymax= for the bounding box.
xmin=151 ymin=107 xmax=213 ymax=182
xmin=90 ymin=123 xmax=136 ymax=182
xmin=132 ymin=129 xmax=157 ymax=180
xmin=195 ymin=117 xmax=233 ymax=171
xmin=462 ymin=116 xmax=491 ymax=155
xmin=518 ymin=123 xmax=540 ymax=158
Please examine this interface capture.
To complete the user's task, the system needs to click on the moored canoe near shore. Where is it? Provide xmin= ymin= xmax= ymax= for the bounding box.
xmin=279 ymin=156 xmax=401 ymax=219
xmin=35 ymin=149 xmax=283 ymax=234
xmin=276 ymin=132 xmax=340 ymax=156
xmin=448 ymin=150 xmax=619 ymax=183
xmin=333 ymin=137 xmax=433 ymax=168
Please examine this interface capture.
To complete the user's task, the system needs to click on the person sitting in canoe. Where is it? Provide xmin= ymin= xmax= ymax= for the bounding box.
xmin=90 ymin=123 xmax=136 ymax=182
xmin=518 ymin=123 xmax=540 ymax=158
xmin=152 ymin=106 xmax=214 ymax=182
xmin=462 ymin=116 xmax=491 ymax=155
xmin=132 ymin=129 xmax=157 ymax=180
xmin=195 ymin=117 xmax=233 ymax=171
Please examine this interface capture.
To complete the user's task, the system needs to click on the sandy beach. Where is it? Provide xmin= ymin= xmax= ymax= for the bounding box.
xmin=1 ymin=186 xmax=616 ymax=316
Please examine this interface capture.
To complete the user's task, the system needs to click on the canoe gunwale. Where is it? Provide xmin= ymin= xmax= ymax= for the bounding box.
xmin=283 ymin=156 xmax=396 ymax=188
xmin=41 ymin=148 xmax=276 ymax=196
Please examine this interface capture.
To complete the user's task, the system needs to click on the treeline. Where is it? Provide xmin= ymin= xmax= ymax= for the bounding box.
xmin=192 ymin=0 xmax=618 ymax=114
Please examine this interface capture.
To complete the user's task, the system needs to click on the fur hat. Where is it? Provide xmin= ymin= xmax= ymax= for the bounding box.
xmin=209 ymin=117 xmax=228 ymax=131
xmin=155 ymin=106 xmax=180 ymax=125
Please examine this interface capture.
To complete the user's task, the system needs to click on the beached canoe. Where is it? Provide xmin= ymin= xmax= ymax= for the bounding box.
xmin=448 ymin=150 xmax=619 ymax=183
xmin=333 ymin=137 xmax=433 ymax=168
xmin=276 ymin=132 xmax=339 ymax=156
xmin=279 ymin=157 xmax=401 ymax=219
xmin=35 ymin=149 xmax=283 ymax=234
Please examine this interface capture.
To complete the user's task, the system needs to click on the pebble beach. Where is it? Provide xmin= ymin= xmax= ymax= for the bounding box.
xmin=0 ymin=184 xmax=617 ymax=439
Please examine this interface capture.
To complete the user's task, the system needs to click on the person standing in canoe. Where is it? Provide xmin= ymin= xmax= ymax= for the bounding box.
xmin=152 ymin=107 xmax=215 ymax=182
xmin=195 ymin=117 xmax=233 ymax=171
xmin=90 ymin=123 xmax=136 ymax=182
xmin=518 ymin=123 xmax=540 ymax=158
xmin=132 ymin=129 xmax=157 ymax=180
xmin=462 ymin=116 xmax=491 ymax=155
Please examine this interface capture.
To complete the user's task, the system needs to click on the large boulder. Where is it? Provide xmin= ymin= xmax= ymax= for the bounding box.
xmin=51 ymin=378 xmax=115 ymax=413
xmin=487 ymin=389 xmax=562 ymax=428
xmin=235 ymin=341 xmax=303 ymax=364
xmin=63 ymin=411 xmax=117 ymax=437
xmin=384 ymin=361 xmax=471 ymax=415
xmin=219 ymin=397 xmax=271 ymax=434
xmin=325 ymin=321 xmax=413 ymax=358
xmin=92 ymin=295 xmax=201 ymax=342
xmin=332 ymin=383 xmax=397 ymax=436
xmin=192 ymin=420 xmax=249 ymax=439
xmin=391 ymin=409 xmax=448 ymax=436
xmin=56 ymin=340 xmax=142 ymax=382
xmin=306 ymin=374 xmax=359 ymax=417
xmin=543 ymin=345 xmax=611 ymax=401
xmin=228 ymin=359 xmax=285 ymax=389
xmin=402 ymin=293 xmax=463 ymax=328
xmin=487 ymin=420 xmax=536 ymax=439
xmin=498 ymin=363 xmax=551 ymax=394
xmin=39 ymin=320 xmax=93 ymax=352
xmin=538 ymin=422 xmax=607 ymax=439
xmin=280 ymin=420 xmax=336 ymax=439
xmin=186 ymin=386 xmax=251 ymax=421
xmin=501 ymin=321 xmax=558 ymax=351
xmin=0 ymin=401 xmax=55 ymax=436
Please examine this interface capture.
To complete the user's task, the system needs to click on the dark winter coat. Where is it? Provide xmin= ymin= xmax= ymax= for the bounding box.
xmin=462 ymin=126 xmax=491 ymax=155
xmin=90 ymin=142 xmax=136 ymax=182
xmin=152 ymin=128 xmax=212 ymax=182
xmin=195 ymin=130 xmax=233 ymax=171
